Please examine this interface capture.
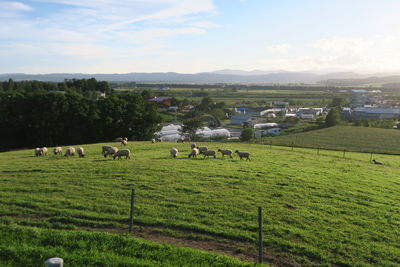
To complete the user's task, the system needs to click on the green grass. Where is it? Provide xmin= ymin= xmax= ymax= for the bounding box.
xmin=0 ymin=224 xmax=257 ymax=267
xmin=0 ymin=141 xmax=399 ymax=266
xmin=262 ymin=126 xmax=400 ymax=154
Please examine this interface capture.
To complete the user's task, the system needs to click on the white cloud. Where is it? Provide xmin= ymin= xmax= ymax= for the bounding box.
xmin=3 ymin=1 xmax=32 ymax=11
xmin=265 ymin=44 xmax=293 ymax=54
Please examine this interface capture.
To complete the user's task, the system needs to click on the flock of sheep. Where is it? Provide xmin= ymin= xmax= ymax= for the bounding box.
xmin=33 ymin=138 xmax=251 ymax=162
xmin=34 ymin=137 xmax=129 ymax=160
xmin=170 ymin=143 xmax=251 ymax=161
xmin=34 ymin=146 xmax=85 ymax=158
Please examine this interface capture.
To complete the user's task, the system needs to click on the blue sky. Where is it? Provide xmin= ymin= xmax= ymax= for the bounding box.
xmin=1 ymin=0 xmax=400 ymax=73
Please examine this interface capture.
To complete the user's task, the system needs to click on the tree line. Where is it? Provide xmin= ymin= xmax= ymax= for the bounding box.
xmin=0 ymin=79 xmax=162 ymax=151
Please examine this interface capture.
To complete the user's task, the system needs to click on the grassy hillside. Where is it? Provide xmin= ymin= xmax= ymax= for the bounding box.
xmin=262 ymin=126 xmax=400 ymax=154
xmin=0 ymin=224 xmax=257 ymax=267
xmin=0 ymin=142 xmax=399 ymax=266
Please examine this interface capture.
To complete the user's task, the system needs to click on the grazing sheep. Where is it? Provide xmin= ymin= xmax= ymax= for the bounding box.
xmin=41 ymin=147 xmax=48 ymax=156
xmin=170 ymin=147 xmax=178 ymax=158
xmin=34 ymin=148 xmax=42 ymax=156
xmin=188 ymin=148 xmax=199 ymax=158
xmin=190 ymin=143 xmax=197 ymax=149
xmin=218 ymin=149 xmax=233 ymax=158
xmin=151 ymin=138 xmax=156 ymax=143
xmin=155 ymin=137 xmax=162 ymax=142
xmin=104 ymin=146 xmax=118 ymax=158
xmin=197 ymin=146 xmax=208 ymax=154
xmin=53 ymin=147 xmax=62 ymax=155
xmin=64 ymin=147 xmax=76 ymax=157
xmin=202 ymin=150 xmax=216 ymax=159
xmin=372 ymin=159 xmax=384 ymax=165
xmin=76 ymin=147 xmax=85 ymax=158
xmin=235 ymin=150 xmax=251 ymax=161
xmin=102 ymin=145 xmax=112 ymax=154
xmin=114 ymin=137 xmax=123 ymax=142
xmin=113 ymin=149 xmax=131 ymax=160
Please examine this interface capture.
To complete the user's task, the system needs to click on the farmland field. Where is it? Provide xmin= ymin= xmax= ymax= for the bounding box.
xmin=261 ymin=126 xmax=400 ymax=154
xmin=0 ymin=142 xmax=399 ymax=266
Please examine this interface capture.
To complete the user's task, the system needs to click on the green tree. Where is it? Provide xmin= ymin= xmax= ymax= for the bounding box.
xmin=240 ymin=128 xmax=254 ymax=141
xmin=179 ymin=118 xmax=203 ymax=141
xmin=325 ymin=107 xmax=341 ymax=127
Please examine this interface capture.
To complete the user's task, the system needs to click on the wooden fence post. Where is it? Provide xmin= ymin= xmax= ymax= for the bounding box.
xmin=370 ymin=153 xmax=373 ymax=162
xmin=270 ymin=140 xmax=272 ymax=149
xmin=258 ymin=207 xmax=263 ymax=264
xmin=291 ymin=142 xmax=294 ymax=151
xmin=317 ymin=147 xmax=320 ymax=155
xmin=129 ymin=189 xmax=135 ymax=233
xmin=343 ymin=149 xmax=346 ymax=158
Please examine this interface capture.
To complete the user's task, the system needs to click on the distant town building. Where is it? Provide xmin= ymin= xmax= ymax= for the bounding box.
xmin=351 ymin=107 xmax=400 ymax=120
xmin=147 ymin=97 xmax=173 ymax=108
xmin=230 ymin=114 xmax=252 ymax=125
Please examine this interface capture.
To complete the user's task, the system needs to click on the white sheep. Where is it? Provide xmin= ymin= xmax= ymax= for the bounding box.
xmin=102 ymin=145 xmax=112 ymax=154
xmin=235 ymin=150 xmax=251 ymax=161
xmin=53 ymin=147 xmax=62 ymax=155
xmin=41 ymin=147 xmax=48 ymax=156
xmin=218 ymin=149 xmax=233 ymax=158
xmin=76 ymin=147 xmax=85 ymax=158
xmin=197 ymin=146 xmax=208 ymax=154
xmin=34 ymin=148 xmax=42 ymax=156
xmin=202 ymin=150 xmax=216 ymax=159
xmin=104 ymin=146 xmax=118 ymax=158
xmin=121 ymin=139 xmax=128 ymax=146
xmin=151 ymin=138 xmax=156 ymax=143
xmin=188 ymin=148 xmax=199 ymax=158
xmin=113 ymin=149 xmax=131 ymax=160
xmin=64 ymin=147 xmax=76 ymax=157
xmin=190 ymin=143 xmax=197 ymax=149
xmin=170 ymin=147 xmax=178 ymax=158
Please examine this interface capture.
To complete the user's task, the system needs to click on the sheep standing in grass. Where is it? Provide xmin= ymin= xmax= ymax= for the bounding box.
xmin=235 ymin=150 xmax=251 ymax=161
xmin=114 ymin=137 xmax=123 ymax=142
xmin=218 ymin=149 xmax=233 ymax=158
xmin=121 ymin=139 xmax=128 ymax=146
xmin=102 ymin=145 xmax=112 ymax=155
xmin=170 ymin=147 xmax=178 ymax=158
xmin=372 ymin=159 xmax=384 ymax=165
xmin=104 ymin=147 xmax=118 ymax=158
xmin=190 ymin=143 xmax=196 ymax=149
xmin=188 ymin=148 xmax=199 ymax=158
xmin=34 ymin=148 xmax=42 ymax=156
xmin=64 ymin=147 xmax=76 ymax=157
xmin=113 ymin=149 xmax=131 ymax=160
xmin=151 ymin=138 xmax=156 ymax=143
xmin=77 ymin=147 xmax=85 ymax=158
xmin=197 ymin=146 xmax=208 ymax=154
xmin=41 ymin=147 xmax=48 ymax=156
xmin=53 ymin=147 xmax=62 ymax=155
xmin=202 ymin=150 xmax=216 ymax=159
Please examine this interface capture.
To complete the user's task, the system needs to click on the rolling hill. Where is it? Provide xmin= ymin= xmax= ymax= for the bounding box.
xmin=0 ymin=141 xmax=399 ymax=266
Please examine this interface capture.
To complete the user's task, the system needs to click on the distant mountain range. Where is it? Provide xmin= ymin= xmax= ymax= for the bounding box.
xmin=0 ymin=70 xmax=399 ymax=85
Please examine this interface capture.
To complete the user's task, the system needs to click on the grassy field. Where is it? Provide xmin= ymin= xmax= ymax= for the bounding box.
xmin=0 ymin=141 xmax=399 ymax=266
xmin=262 ymin=126 xmax=400 ymax=154
xmin=0 ymin=224 xmax=257 ymax=267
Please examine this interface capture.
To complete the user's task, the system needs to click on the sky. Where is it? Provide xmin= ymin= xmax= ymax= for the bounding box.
xmin=1 ymin=0 xmax=400 ymax=74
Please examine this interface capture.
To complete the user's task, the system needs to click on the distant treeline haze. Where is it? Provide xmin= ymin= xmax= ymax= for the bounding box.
xmin=0 ymin=79 xmax=162 ymax=151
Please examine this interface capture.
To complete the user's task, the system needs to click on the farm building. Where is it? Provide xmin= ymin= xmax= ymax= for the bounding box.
xmin=350 ymin=107 xmax=400 ymax=120
xmin=230 ymin=115 xmax=252 ymax=125
xmin=147 ymin=97 xmax=173 ymax=108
